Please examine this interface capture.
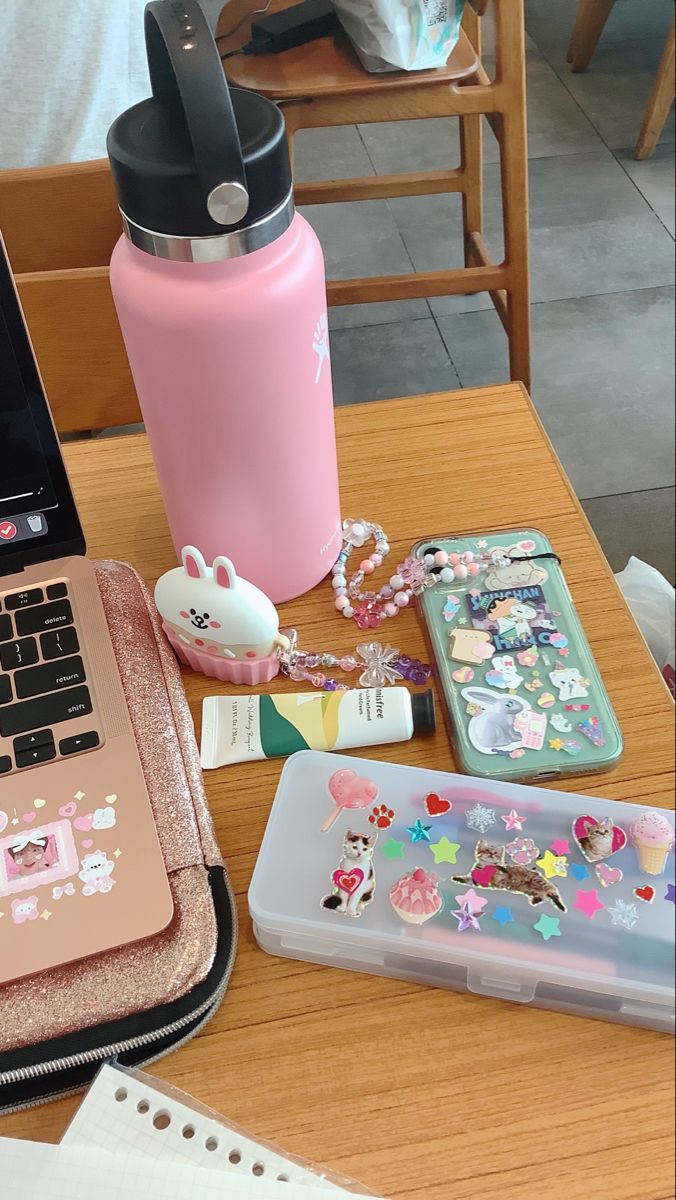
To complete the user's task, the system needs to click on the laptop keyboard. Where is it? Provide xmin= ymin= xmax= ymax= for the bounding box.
xmin=0 ymin=581 xmax=100 ymax=775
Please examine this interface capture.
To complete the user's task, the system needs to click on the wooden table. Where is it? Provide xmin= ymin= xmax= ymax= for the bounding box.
xmin=2 ymin=386 xmax=674 ymax=1200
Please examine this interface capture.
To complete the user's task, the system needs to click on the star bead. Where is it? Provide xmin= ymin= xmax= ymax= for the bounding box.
xmin=429 ymin=836 xmax=461 ymax=865
xmin=453 ymin=908 xmax=482 ymax=932
xmin=501 ymin=809 xmax=526 ymax=832
xmin=493 ymin=906 xmax=514 ymax=927
xmin=665 ymin=884 xmax=676 ymax=904
xmin=550 ymin=838 xmax=570 ymax=855
xmin=537 ymin=850 xmax=569 ymax=879
xmin=381 ymin=838 xmax=406 ymax=861
xmin=574 ymin=888 xmax=605 ymax=919
xmin=407 ymin=819 xmax=432 ymax=844
xmin=608 ymin=899 xmax=640 ymax=930
xmin=534 ymin=914 xmax=562 ymax=942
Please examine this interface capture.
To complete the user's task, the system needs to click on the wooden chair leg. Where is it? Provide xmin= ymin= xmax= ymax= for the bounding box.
xmin=635 ymin=19 xmax=675 ymax=160
xmin=498 ymin=106 xmax=531 ymax=391
xmin=567 ymin=0 xmax=616 ymax=72
xmin=460 ymin=114 xmax=484 ymax=267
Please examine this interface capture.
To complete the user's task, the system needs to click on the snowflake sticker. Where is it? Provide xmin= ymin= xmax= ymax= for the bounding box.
xmin=607 ymin=899 xmax=640 ymax=931
xmin=466 ymin=804 xmax=496 ymax=834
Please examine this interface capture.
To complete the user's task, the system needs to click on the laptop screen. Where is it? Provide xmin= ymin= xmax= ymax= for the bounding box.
xmin=0 ymin=238 xmax=84 ymax=576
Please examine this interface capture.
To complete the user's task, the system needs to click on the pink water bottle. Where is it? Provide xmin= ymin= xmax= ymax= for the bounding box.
xmin=107 ymin=0 xmax=341 ymax=603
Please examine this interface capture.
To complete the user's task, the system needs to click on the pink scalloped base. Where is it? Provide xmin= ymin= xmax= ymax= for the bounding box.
xmin=162 ymin=624 xmax=281 ymax=684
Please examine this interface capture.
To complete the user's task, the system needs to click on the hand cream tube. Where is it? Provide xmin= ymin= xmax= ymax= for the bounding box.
xmin=200 ymin=687 xmax=435 ymax=768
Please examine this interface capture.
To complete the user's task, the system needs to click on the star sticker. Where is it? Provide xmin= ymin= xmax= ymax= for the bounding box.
xmin=452 ymin=908 xmax=482 ymax=932
xmin=493 ymin=906 xmax=514 ymax=926
xmin=113 ymin=848 xmax=123 ymax=859
xmin=501 ymin=809 xmax=526 ymax=832
xmin=574 ymin=888 xmax=604 ymax=919
xmin=476 ymin=539 xmax=488 ymax=549
xmin=549 ymin=738 xmax=565 ymax=751
xmin=11 ymin=818 xmax=19 ymax=826
xmin=407 ymin=819 xmax=432 ymax=844
xmin=550 ymin=838 xmax=570 ymax=855
xmin=455 ymin=888 xmax=487 ymax=914
xmin=665 ymin=884 xmax=676 ymax=904
xmin=608 ymin=899 xmax=639 ymax=930
xmin=537 ymin=850 xmax=568 ymax=879
xmin=534 ymin=914 xmax=561 ymax=942
xmin=40 ymin=910 xmax=52 ymax=921
xmin=74 ymin=791 xmax=85 ymax=803
xmin=381 ymin=838 xmax=406 ymax=861
xmin=429 ymin=836 xmax=461 ymax=865
xmin=570 ymin=862 xmax=590 ymax=881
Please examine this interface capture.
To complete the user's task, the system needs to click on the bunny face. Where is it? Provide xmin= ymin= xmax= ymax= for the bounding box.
xmin=484 ymin=545 xmax=548 ymax=591
xmin=155 ymin=547 xmax=285 ymax=662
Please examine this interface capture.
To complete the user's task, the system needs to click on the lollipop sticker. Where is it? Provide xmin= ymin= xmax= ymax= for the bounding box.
xmin=322 ymin=768 xmax=379 ymax=833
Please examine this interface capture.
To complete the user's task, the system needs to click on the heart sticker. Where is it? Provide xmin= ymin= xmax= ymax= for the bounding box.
xmin=33 ymin=798 xmax=46 ymax=810
xmin=105 ymin=795 xmax=118 ymax=805
xmin=331 ymin=868 xmax=364 ymax=896
xmin=424 ymin=792 xmax=453 ymax=818
xmin=472 ymin=865 xmax=498 ymax=887
xmin=634 ymin=884 xmax=656 ymax=904
xmin=452 ymin=667 xmax=474 ymax=684
xmin=572 ymin=815 xmax=627 ymax=863
xmin=74 ymin=814 xmax=94 ymax=832
xmin=22 ymin=812 xmax=37 ymax=824
xmin=0 ymin=812 xmax=8 ymax=834
xmin=595 ymin=862 xmax=623 ymax=888
xmin=59 ymin=802 xmax=77 ymax=819
xmin=82 ymin=839 xmax=94 ymax=850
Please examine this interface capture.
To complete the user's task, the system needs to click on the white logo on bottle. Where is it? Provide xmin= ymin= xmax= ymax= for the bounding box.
xmin=312 ymin=313 xmax=330 ymax=384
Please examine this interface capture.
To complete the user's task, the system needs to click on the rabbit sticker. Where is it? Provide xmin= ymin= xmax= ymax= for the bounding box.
xmin=155 ymin=547 xmax=290 ymax=684
xmin=461 ymin=686 xmax=533 ymax=754
xmin=484 ymin=544 xmax=549 ymax=591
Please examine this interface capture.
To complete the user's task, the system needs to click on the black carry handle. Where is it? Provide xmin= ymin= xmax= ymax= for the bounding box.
xmin=145 ymin=0 xmax=249 ymax=225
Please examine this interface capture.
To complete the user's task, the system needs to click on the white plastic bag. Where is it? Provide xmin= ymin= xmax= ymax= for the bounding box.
xmin=615 ymin=556 xmax=675 ymax=696
xmin=334 ymin=0 xmax=464 ymax=72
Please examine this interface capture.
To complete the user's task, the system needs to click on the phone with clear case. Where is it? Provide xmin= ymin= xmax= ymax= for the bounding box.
xmin=411 ymin=528 xmax=623 ymax=782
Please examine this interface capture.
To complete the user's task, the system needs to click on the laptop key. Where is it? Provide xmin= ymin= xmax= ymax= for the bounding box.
xmin=0 ymin=675 xmax=12 ymax=706
xmin=46 ymin=582 xmax=69 ymax=600
xmin=14 ymin=655 xmax=86 ymax=700
xmin=40 ymin=626 xmax=80 ymax=660
xmin=15 ymin=599 xmax=73 ymax=637
xmin=0 ymin=685 xmax=92 ymax=738
xmin=0 ymin=637 xmax=39 ymax=672
xmin=14 ymin=729 xmax=55 ymax=753
xmin=16 ymin=742 xmax=57 ymax=769
xmin=59 ymin=730 xmax=100 ymax=756
xmin=0 ymin=756 xmax=11 ymax=774
xmin=3 ymin=588 xmax=44 ymax=611
xmin=0 ymin=614 xmax=12 ymax=643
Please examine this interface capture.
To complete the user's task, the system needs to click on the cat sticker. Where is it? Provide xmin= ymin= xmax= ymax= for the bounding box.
xmin=322 ymin=830 xmax=377 ymax=918
xmin=454 ymin=840 xmax=567 ymax=912
xmin=572 ymin=816 xmax=627 ymax=863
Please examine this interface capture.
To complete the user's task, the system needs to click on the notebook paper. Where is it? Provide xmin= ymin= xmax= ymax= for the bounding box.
xmin=63 ymin=1065 xmax=368 ymax=1195
xmin=2 ymin=1140 xmax=374 ymax=1200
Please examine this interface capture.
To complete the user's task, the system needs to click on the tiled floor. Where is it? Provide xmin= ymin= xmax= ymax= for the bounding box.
xmin=296 ymin=0 xmax=676 ymax=583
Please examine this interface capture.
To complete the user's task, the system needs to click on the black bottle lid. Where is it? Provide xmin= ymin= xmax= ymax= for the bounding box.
xmin=411 ymin=691 xmax=437 ymax=737
xmin=107 ymin=1 xmax=292 ymax=239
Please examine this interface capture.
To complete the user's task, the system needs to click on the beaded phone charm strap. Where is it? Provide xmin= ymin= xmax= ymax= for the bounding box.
xmin=278 ymin=631 xmax=431 ymax=691
xmin=332 ymin=519 xmax=481 ymax=630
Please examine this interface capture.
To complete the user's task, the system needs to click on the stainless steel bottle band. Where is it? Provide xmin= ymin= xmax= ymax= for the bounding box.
xmin=120 ymin=190 xmax=295 ymax=262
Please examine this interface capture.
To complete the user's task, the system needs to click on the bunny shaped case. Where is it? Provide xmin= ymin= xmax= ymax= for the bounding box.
xmin=154 ymin=547 xmax=289 ymax=684
xmin=411 ymin=529 xmax=622 ymax=783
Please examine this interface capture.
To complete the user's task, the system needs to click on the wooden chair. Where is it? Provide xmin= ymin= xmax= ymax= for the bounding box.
xmin=568 ymin=1 xmax=675 ymax=160
xmin=220 ymin=0 xmax=532 ymax=389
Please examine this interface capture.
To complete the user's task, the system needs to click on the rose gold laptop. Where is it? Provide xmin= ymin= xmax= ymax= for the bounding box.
xmin=0 ymin=236 xmax=173 ymax=984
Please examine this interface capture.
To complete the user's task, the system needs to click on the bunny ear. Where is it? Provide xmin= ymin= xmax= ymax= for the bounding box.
xmin=461 ymin=687 xmax=498 ymax=706
xmin=181 ymin=546 xmax=208 ymax=580
xmin=213 ymin=556 xmax=237 ymax=590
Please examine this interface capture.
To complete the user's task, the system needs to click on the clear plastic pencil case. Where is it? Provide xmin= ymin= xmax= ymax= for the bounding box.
xmin=410 ymin=528 xmax=623 ymax=782
xmin=249 ymin=752 xmax=675 ymax=1033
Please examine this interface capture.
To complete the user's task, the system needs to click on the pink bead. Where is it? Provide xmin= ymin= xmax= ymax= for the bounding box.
xmin=370 ymin=553 xmax=383 ymax=567
xmin=394 ymin=591 xmax=410 ymax=607
xmin=454 ymin=564 xmax=468 ymax=581
xmin=340 ymin=656 xmax=358 ymax=671
xmin=464 ymin=551 xmax=475 ymax=562
xmin=384 ymin=602 xmax=398 ymax=618
xmin=468 ymin=562 xmax=480 ymax=577
xmin=390 ymin=574 xmax=404 ymax=591
xmin=380 ymin=584 xmax=394 ymax=599
xmin=343 ymin=606 xmax=354 ymax=619
xmin=335 ymin=586 xmax=347 ymax=597
xmin=360 ymin=559 xmax=375 ymax=574
xmin=449 ymin=553 xmax=461 ymax=566
xmin=434 ymin=550 xmax=449 ymax=567
xmin=335 ymin=595 xmax=349 ymax=611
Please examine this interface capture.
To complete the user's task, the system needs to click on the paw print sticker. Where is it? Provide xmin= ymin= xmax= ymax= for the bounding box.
xmin=369 ymin=804 xmax=395 ymax=830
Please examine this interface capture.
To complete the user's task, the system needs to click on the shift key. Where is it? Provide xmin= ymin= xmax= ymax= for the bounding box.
xmin=0 ymin=686 xmax=92 ymax=738
xmin=15 ymin=599 xmax=73 ymax=637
